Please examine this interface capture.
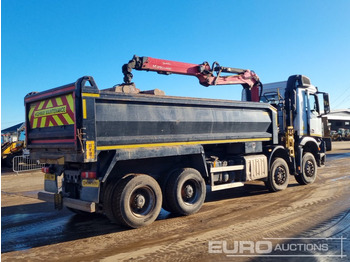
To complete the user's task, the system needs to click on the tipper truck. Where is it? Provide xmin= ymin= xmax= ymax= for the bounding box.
xmin=25 ymin=55 xmax=330 ymax=228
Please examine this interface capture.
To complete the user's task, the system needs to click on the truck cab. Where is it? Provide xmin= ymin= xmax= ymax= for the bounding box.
xmin=245 ymin=75 xmax=330 ymax=172
xmin=259 ymin=76 xmax=329 ymax=138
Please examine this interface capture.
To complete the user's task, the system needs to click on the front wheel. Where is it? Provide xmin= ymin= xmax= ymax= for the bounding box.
xmin=295 ymin=153 xmax=317 ymax=185
xmin=265 ymin=158 xmax=290 ymax=192
xmin=107 ymin=174 xmax=162 ymax=228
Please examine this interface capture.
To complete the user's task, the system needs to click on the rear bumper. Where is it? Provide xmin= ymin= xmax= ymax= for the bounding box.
xmin=29 ymin=151 xmax=84 ymax=163
xmin=37 ymin=191 xmax=96 ymax=213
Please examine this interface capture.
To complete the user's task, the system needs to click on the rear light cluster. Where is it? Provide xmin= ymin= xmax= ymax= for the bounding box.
xmin=42 ymin=168 xmax=97 ymax=179
xmin=81 ymin=171 xmax=97 ymax=179
xmin=42 ymin=167 xmax=50 ymax=174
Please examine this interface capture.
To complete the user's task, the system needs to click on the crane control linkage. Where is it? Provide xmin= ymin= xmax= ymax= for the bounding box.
xmin=121 ymin=55 xmax=262 ymax=102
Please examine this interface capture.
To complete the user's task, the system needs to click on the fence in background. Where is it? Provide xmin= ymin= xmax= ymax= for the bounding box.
xmin=12 ymin=156 xmax=45 ymax=174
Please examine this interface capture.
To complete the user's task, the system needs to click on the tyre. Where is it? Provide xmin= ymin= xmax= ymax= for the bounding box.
xmin=164 ymin=168 xmax=206 ymax=215
xmin=5 ymin=154 xmax=15 ymax=168
xmin=158 ymin=171 xmax=173 ymax=212
xmin=295 ymin=153 xmax=317 ymax=185
xmin=103 ymin=176 xmax=123 ymax=224
xmin=265 ymin=158 xmax=290 ymax=192
xmin=107 ymin=174 xmax=162 ymax=228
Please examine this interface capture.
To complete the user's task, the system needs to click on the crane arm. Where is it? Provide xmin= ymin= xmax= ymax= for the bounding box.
xmin=122 ymin=55 xmax=262 ymax=102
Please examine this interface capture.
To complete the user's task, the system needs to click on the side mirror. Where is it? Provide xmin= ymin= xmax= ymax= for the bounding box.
xmin=323 ymin=93 xmax=330 ymax=114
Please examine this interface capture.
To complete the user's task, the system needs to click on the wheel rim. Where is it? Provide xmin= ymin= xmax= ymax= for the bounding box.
xmin=181 ymin=179 xmax=200 ymax=205
xmin=274 ymin=165 xmax=287 ymax=185
xmin=129 ymin=187 xmax=155 ymax=217
xmin=304 ymin=160 xmax=315 ymax=177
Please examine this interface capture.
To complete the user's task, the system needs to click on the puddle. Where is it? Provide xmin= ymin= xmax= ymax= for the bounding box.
xmin=327 ymin=152 xmax=350 ymax=161
xmin=331 ymin=175 xmax=350 ymax=182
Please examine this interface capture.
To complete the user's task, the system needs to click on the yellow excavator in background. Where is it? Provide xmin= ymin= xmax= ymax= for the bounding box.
xmin=1 ymin=123 xmax=25 ymax=168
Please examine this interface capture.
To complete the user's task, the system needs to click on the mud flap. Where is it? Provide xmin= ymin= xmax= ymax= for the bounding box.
xmin=54 ymin=192 xmax=63 ymax=210
xmin=81 ymin=179 xmax=100 ymax=203
xmin=44 ymin=173 xmax=58 ymax=193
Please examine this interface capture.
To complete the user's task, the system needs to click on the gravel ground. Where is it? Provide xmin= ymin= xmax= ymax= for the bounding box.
xmin=2 ymin=141 xmax=350 ymax=261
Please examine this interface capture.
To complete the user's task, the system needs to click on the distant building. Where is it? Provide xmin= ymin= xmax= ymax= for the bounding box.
xmin=1 ymin=122 xmax=25 ymax=143
xmin=327 ymin=109 xmax=350 ymax=131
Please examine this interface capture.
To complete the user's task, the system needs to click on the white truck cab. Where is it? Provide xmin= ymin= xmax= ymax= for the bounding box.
xmin=256 ymin=75 xmax=328 ymax=141
xmin=243 ymin=75 xmax=330 ymax=176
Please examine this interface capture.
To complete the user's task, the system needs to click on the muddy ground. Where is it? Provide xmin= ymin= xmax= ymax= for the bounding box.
xmin=2 ymin=142 xmax=350 ymax=261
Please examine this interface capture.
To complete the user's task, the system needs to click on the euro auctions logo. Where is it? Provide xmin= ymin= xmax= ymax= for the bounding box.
xmin=208 ymin=237 xmax=347 ymax=258
xmin=209 ymin=240 xmax=273 ymax=254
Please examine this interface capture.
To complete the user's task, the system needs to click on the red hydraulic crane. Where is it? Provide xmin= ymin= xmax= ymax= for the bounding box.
xmin=122 ymin=55 xmax=262 ymax=102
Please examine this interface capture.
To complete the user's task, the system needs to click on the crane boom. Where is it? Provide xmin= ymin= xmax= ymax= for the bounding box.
xmin=121 ymin=55 xmax=262 ymax=101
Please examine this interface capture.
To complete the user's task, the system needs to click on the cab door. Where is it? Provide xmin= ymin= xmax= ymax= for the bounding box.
xmin=295 ymin=88 xmax=308 ymax=137
xmin=307 ymin=91 xmax=322 ymax=137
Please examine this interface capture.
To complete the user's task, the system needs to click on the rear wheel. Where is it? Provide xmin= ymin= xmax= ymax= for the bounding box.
xmin=103 ymin=176 xmax=123 ymax=224
xmin=106 ymin=174 xmax=162 ymax=228
xmin=164 ymin=168 xmax=206 ymax=215
xmin=295 ymin=153 xmax=317 ymax=185
xmin=159 ymin=171 xmax=173 ymax=212
xmin=265 ymin=158 xmax=290 ymax=192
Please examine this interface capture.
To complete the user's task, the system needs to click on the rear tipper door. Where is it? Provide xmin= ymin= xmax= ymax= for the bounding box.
xmin=25 ymin=76 xmax=98 ymax=163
